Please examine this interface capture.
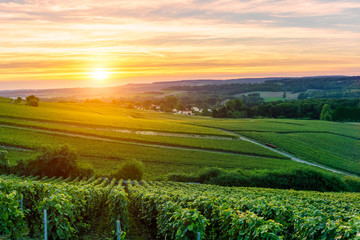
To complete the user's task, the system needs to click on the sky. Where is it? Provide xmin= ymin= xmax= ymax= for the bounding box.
xmin=0 ymin=0 xmax=360 ymax=90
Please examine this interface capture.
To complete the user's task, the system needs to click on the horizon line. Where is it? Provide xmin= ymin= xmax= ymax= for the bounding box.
xmin=0 ymin=74 xmax=353 ymax=92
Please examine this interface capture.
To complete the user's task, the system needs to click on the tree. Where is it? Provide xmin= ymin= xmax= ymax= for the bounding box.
xmin=320 ymin=104 xmax=333 ymax=121
xmin=164 ymin=96 xmax=179 ymax=109
xmin=225 ymin=99 xmax=243 ymax=111
xmin=142 ymin=99 xmax=152 ymax=109
xmin=14 ymin=97 xmax=22 ymax=104
xmin=205 ymin=97 xmax=217 ymax=105
xmin=213 ymin=99 xmax=244 ymax=118
xmin=297 ymin=92 xmax=308 ymax=100
xmin=283 ymin=91 xmax=287 ymax=99
xmin=201 ymin=108 xmax=212 ymax=116
xmin=112 ymin=159 xmax=145 ymax=180
xmin=28 ymin=99 xmax=39 ymax=106
xmin=213 ymin=106 xmax=228 ymax=118
xmin=26 ymin=145 xmax=78 ymax=178
xmin=26 ymin=95 xmax=39 ymax=102
xmin=176 ymin=103 xmax=185 ymax=111
xmin=0 ymin=150 xmax=10 ymax=173
xmin=333 ymin=107 xmax=360 ymax=122
xmin=26 ymin=95 xmax=39 ymax=107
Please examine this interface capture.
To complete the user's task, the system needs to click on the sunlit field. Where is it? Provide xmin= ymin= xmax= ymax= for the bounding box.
xmin=188 ymin=118 xmax=360 ymax=175
xmin=1 ymin=98 xmax=306 ymax=179
xmin=1 ymin=97 xmax=359 ymax=178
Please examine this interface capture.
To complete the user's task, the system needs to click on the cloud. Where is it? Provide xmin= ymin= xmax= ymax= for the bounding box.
xmin=195 ymin=0 xmax=360 ymax=17
xmin=0 ymin=0 xmax=359 ymax=89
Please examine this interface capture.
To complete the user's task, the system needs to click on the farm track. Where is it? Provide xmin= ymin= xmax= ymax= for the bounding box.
xmin=0 ymin=144 xmax=32 ymax=151
xmin=0 ymin=123 xmax=284 ymax=159
xmin=220 ymin=129 xmax=357 ymax=176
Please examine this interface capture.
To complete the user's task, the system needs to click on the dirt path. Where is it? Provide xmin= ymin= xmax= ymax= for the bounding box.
xmin=0 ymin=144 xmax=31 ymax=151
xmin=221 ymin=129 xmax=357 ymax=176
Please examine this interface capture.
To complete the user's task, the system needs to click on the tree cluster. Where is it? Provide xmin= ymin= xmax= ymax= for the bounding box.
xmin=213 ymin=98 xmax=360 ymax=122
xmin=166 ymin=76 xmax=360 ymax=95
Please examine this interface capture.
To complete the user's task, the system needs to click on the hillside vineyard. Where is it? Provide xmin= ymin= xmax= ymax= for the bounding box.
xmin=2 ymin=174 xmax=360 ymax=239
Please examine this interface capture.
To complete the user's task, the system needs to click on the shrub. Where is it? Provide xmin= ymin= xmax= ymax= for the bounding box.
xmin=28 ymin=99 xmax=39 ymax=107
xmin=0 ymin=150 xmax=10 ymax=173
xmin=25 ymin=145 xmax=79 ymax=178
xmin=167 ymin=173 xmax=197 ymax=182
xmin=169 ymin=168 xmax=352 ymax=192
xmin=112 ymin=159 xmax=145 ymax=180
xmin=208 ymin=172 xmax=251 ymax=186
xmin=168 ymin=167 xmax=224 ymax=183
xmin=196 ymin=167 xmax=223 ymax=182
xmin=25 ymin=95 xmax=39 ymax=107
xmin=14 ymin=97 xmax=22 ymax=104
xmin=343 ymin=176 xmax=360 ymax=192
xmin=247 ymin=169 xmax=348 ymax=192
xmin=71 ymin=166 xmax=94 ymax=178
xmin=25 ymin=95 xmax=39 ymax=102
xmin=12 ymin=159 xmax=26 ymax=175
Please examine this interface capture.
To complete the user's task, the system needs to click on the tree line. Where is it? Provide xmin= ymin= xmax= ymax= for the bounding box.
xmin=166 ymin=76 xmax=360 ymax=95
xmin=11 ymin=95 xmax=39 ymax=106
xmin=213 ymin=98 xmax=360 ymax=122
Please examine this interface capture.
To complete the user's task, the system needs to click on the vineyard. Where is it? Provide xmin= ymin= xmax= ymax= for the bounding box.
xmin=130 ymin=182 xmax=360 ymax=239
xmin=0 ymin=100 xmax=306 ymax=180
xmin=0 ymin=174 xmax=128 ymax=239
xmin=1 ymin=100 xmax=359 ymax=179
xmin=2 ymin=174 xmax=360 ymax=239
xmin=1 ymin=100 xmax=360 ymax=239
xmin=189 ymin=118 xmax=360 ymax=175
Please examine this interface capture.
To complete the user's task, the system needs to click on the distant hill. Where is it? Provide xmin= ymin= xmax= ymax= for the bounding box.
xmin=0 ymin=76 xmax=356 ymax=100
xmin=150 ymin=77 xmax=281 ymax=86
xmin=165 ymin=76 xmax=360 ymax=96
xmin=0 ymin=77 xmax=280 ymax=99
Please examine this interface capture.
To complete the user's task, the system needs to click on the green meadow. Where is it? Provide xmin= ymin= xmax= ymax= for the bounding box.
xmin=189 ymin=118 xmax=360 ymax=175
xmin=0 ymin=97 xmax=359 ymax=178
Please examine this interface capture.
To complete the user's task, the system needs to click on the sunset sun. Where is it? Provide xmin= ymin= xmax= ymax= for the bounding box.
xmin=91 ymin=69 xmax=109 ymax=81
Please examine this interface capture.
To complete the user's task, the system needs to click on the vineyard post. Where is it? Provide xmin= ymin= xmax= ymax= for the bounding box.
xmin=20 ymin=195 xmax=23 ymax=240
xmin=116 ymin=220 xmax=121 ymax=240
xmin=197 ymin=232 xmax=200 ymax=240
xmin=44 ymin=210 xmax=48 ymax=240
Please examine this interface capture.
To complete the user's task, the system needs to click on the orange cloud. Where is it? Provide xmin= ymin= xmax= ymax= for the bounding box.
xmin=0 ymin=0 xmax=359 ymax=89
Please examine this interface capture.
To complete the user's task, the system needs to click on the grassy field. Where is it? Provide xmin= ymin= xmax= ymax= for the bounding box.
xmin=0 ymin=98 xmax=358 ymax=178
xmin=234 ymin=91 xmax=300 ymax=101
xmin=0 ymin=117 xmax=286 ymax=159
xmin=188 ymin=118 xmax=360 ymax=175
xmin=0 ymin=126 xmax=302 ymax=179
xmin=0 ymin=100 xmax=226 ymax=135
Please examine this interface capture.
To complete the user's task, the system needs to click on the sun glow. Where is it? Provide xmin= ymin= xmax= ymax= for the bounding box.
xmin=91 ymin=69 xmax=109 ymax=81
